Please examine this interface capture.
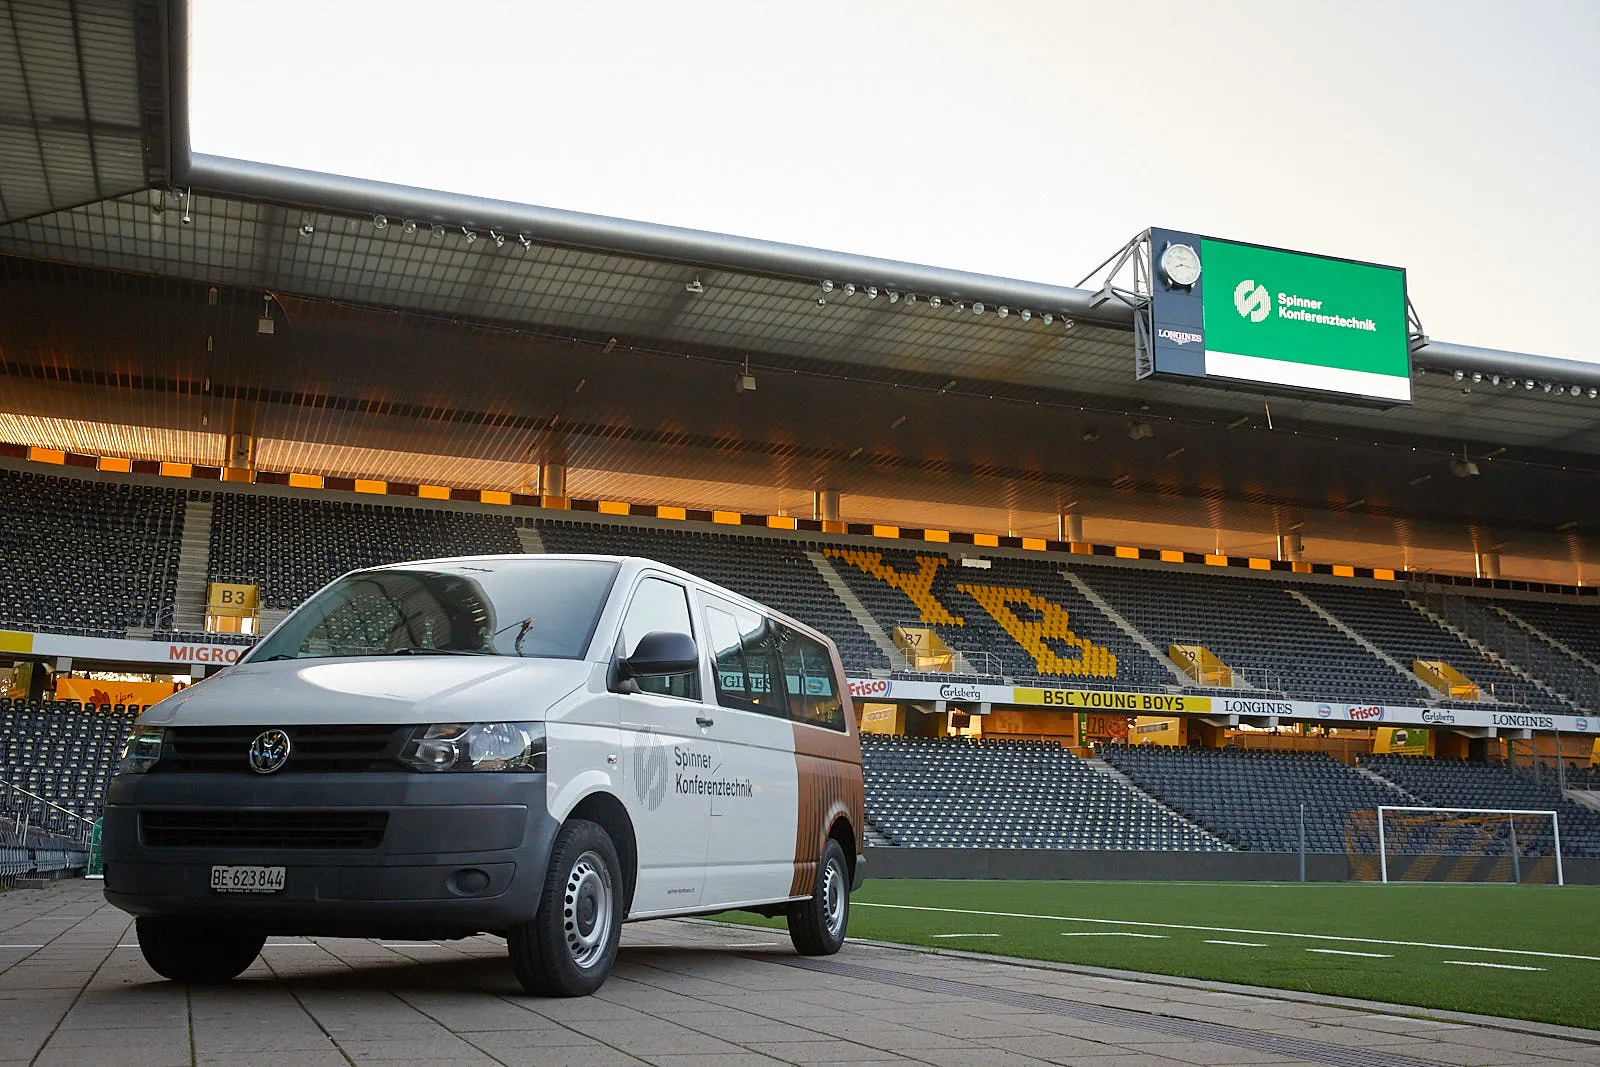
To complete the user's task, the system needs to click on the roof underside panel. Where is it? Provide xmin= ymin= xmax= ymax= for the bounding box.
xmin=0 ymin=0 xmax=152 ymax=225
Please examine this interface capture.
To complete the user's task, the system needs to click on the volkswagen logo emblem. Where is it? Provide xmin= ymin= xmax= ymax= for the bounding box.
xmin=248 ymin=729 xmax=292 ymax=775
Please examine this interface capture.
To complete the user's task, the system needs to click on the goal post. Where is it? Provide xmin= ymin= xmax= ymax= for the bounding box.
xmin=1375 ymin=806 xmax=1563 ymax=886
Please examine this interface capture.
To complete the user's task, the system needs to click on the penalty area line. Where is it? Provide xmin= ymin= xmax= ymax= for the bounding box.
xmin=852 ymin=902 xmax=1599 ymax=962
xmin=1442 ymin=960 xmax=1546 ymax=972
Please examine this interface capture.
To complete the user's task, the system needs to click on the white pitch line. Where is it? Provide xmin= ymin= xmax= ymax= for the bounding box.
xmin=1308 ymin=949 xmax=1392 ymax=958
xmin=1206 ymin=940 xmax=1267 ymax=947
xmin=380 ymin=943 xmax=445 ymax=949
xmin=1442 ymin=960 xmax=1546 ymax=972
xmin=725 ymin=942 xmax=780 ymax=947
xmin=0 ymin=945 xmax=43 ymax=949
xmin=1062 ymin=932 xmax=1167 ymax=939
xmin=854 ymin=902 xmax=1598 ymax=963
xmin=931 ymin=933 xmax=1000 ymax=939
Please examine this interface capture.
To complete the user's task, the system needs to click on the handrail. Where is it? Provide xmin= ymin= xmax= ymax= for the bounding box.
xmin=0 ymin=776 xmax=94 ymax=842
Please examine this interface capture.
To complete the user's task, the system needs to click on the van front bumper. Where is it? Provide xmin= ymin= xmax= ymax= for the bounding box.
xmin=101 ymin=771 xmax=557 ymax=939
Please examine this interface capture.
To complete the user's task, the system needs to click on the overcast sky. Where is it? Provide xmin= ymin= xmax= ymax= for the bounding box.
xmin=189 ymin=0 xmax=1599 ymax=363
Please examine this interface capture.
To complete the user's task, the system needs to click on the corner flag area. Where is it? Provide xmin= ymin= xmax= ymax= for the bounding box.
xmin=731 ymin=880 xmax=1600 ymax=1030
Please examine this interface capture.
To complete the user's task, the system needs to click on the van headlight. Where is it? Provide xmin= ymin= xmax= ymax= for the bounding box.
xmin=398 ymin=723 xmax=546 ymax=773
xmin=118 ymin=726 xmax=165 ymax=774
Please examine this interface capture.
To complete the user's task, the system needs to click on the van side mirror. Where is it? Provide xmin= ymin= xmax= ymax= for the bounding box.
xmin=620 ymin=631 xmax=699 ymax=679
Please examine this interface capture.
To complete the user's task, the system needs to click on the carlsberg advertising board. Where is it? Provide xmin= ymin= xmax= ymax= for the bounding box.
xmin=1146 ymin=229 xmax=1411 ymax=405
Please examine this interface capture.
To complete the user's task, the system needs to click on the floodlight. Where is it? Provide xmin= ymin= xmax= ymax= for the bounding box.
xmin=299 ymin=220 xmax=314 ymax=237
xmin=373 ymin=214 xmax=388 ymax=229
xmin=1019 ymin=309 xmax=1030 ymax=322
xmin=491 ymin=231 xmax=505 ymax=248
xmin=903 ymin=293 xmax=916 ymax=307
xmin=843 ymin=283 xmax=856 ymax=297
xmin=1041 ymin=312 xmax=1052 ymax=325
xmin=997 ymin=306 xmax=1009 ymax=318
xmin=972 ymin=302 xmax=985 ymax=314
xmin=1571 ymin=385 xmax=1582 ymax=396
xmin=1543 ymin=382 xmax=1553 ymax=393
xmin=887 ymin=290 xmax=899 ymax=303
xmin=866 ymin=286 xmax=878 ymax=299
xmin=431 ymin=224 xmax=445 ymax=238
xmin=820 ymin=279 xmax=834 ymax=293
xmin=928 ymin=295 xmax=941 ymax=309
xmin=1453 ymin=370 xmax=1465 ymax=382
xmin=462 ymin=228 xmax=477 ymax=243
xmin=402 ymin=219 xmax=417 ymax=234
xmin=1525 ymin=380 xmax=1536 ymax=390
xmin=684 ymin=277 xmax=705 ymax=294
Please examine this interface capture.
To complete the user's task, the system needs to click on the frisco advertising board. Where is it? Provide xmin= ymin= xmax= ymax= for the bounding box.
xmin=1146 ymin=228 xmax=1411 ymax=404
xmin=845 ymin=677 xmax=1593 ymax=734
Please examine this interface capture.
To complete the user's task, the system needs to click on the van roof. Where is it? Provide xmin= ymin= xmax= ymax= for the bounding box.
xmin=367 ymin=553 xmax=835 ymax=649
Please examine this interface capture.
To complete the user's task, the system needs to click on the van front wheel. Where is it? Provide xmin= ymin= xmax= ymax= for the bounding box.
xmin=135 ymin=917 xmax=265 ymax=983
xmin=787 ymin=839 xmax=849 ymax=956
xmin=508 ymin=819 xmax=624 ymax=997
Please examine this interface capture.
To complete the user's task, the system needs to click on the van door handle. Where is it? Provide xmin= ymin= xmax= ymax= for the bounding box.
xmin=696 ymin=715 xmax=715 ymax=728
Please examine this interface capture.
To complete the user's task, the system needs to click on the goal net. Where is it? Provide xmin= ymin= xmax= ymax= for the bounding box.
xmin=1344 ymin=806 xmax=1564 ymax=884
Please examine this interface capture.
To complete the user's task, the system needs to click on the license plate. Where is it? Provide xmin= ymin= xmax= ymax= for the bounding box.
xmin=209 ymin=865 xmax=286 ymax=894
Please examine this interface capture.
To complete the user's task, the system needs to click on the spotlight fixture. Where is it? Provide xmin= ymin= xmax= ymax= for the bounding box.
xmin=462 ymin=227 xmax=477 ymax=243
xmin=816 ymin=296 xmax=827 ymax=307
xmin=402 ymin=218 xmax=417 ymax=234
xmin=997 ymin=305 xmax=1009 ymax=318
xmin=939 ymin=379 xmax=956 ymax=394
xmin=1525 ymin=379 xmax=1535 ymax=390
xmin=1505 ymin=378 xmax=1517 ymax=389
xmin=1571 ymin=385 xmax=1582 ymax=396
xmin=1589 ymin=388 xmax=1598 ymax=399
xmin=1543 ymin=382 xmax=1554 ymax=393
xmin=491 ymin=231 xmax=505 ymax=248
xmin=685 ymin=277 xmax=705 ymax=294
xmin=820 ymin=279 xmax=834 ymax=294
xmin=953 ymin=301 xmax=965 ymax=313
xmin=1019 ymin=309 xmax=1030 ymax=322
xmin=1041 ymin=312 xmax=1053 ymax=325
xmin=928 ymin=295 xmax=941 ymax=309
xmin=735 ymin=356 xmax=756 ymax=393
xmin=1409 ymin=474 xmax=1432 ymax=486
xmin=373 ymin=214 xmax=389 ymax=229
xmin=431 ymin=224 xmax=445 ymax=238
xmin=1450 ymin=457 xmax=1480 ymax=478
xmin=887 ymin=290 xmax=899 ymax=303
xmin=843 ymin=283 xmax=857 ymax=297
xmin=518 ymin=234 xmax=531 ymax=249
xmin=1061 ymin=317 xmax=1076 ymax=329
xmin=1452 ymin=369 xmax=1465 ymax=382
xmin=866 ymin=286 xmax=878 ymax=299
xmin=904 ymin=293 xmax=916 ymax=307
xmin=1471 ymin=372 xmax=1481 ymax=383
xmin=299 ymin=220 xmax=314 ymax=237
xmin=848 ymin=446 xmax=863 ymax=459
xmin=181 ymin=205 xmax=192 ymax=226
xmin=971 ymin=302 xmax=984 ymax=314
xmin=1490 ymin=374 xmax=1500 ymax=385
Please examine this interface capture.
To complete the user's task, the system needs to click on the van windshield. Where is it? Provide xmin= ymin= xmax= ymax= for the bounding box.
xmin=248 ymin=558 xmax=620 ymax=662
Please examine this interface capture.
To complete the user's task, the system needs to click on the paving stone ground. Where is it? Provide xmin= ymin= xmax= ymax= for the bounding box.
xmin=0 ymin=880 xmax=1595 ymax=1066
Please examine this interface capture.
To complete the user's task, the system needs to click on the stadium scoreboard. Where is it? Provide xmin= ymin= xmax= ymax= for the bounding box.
xmin=1143 ymin=228 xmax=1411 ymax=405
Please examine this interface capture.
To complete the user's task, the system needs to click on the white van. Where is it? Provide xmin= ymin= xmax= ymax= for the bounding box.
xmin=102 ymin=554 xmax=865 ymax=995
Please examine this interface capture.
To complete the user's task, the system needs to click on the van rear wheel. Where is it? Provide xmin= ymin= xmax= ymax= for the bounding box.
xmin=787 ymin=839 xmax=849 ymax=956
xmin=508 ymin=818 xmax=624 ymax=997
xmin=135 ymin=917 xmax=265 ymax=983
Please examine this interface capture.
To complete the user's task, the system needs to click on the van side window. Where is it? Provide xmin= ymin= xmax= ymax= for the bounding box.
xmin=778 ymin=626 xmax=847 ymax=731
xmin=620 ymin=577 xmax=699 ymax=699
xmin=706 ymin=605 xmax=788 ymax=718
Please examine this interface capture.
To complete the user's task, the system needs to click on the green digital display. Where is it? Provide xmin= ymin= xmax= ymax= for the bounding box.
xmin=1198 ymin=238 xmax=1410 ymax=402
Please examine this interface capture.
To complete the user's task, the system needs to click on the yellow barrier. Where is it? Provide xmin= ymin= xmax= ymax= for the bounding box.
xmin=1413 ymin=660 xmax=1479 ymax=700
xmin=1169 ymin=644 xmax=1233 ymax=687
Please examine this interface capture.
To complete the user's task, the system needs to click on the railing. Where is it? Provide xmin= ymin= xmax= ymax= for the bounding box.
xmin=0 ymin=776 xmax=94 ymax=846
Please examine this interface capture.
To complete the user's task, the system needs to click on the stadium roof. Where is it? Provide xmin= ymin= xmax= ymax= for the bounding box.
xmin=3 ymin=0 xmax=1600 ymax=578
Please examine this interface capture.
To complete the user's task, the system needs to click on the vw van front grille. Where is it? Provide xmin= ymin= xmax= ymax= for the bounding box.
xmin=157 ymin=725 xmax=409 ymax=773
xmin=141 ymin=809 xmax=389 ymax=849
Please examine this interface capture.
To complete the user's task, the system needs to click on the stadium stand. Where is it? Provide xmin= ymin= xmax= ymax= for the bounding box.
xmin=535 ymin=519 xmax=890 ymax=673
xmin=0 ymin=468 xmax=185 ymax=638
xmin=0 ymin=698 xmax=134 ymax=833
xmin=1499 ymin=598 xmax=1600 ymax=670
xmin=208 ymin=493 xmax=522 ymax=609
xmin=153 ymin=630 xmax=258 ymax=646
xmin=1097 ymin=743 xmax=1411 ymax=853
xmin=1074 ymin=565 xmax=1423 ymax=704
xmin=1303 ymin=586 xmax=1570 ymax=714
xmin=1363 ymin=754 xmax=1600 ymax=858
xmin=861 ymin=734 xmax=1226 ymax=850
xmin=823 ymin=546 xmax=1171 ymax=688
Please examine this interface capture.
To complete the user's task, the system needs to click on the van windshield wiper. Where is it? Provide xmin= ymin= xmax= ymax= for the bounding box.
xmin=385 ymin=646 xmax=494 ymax=657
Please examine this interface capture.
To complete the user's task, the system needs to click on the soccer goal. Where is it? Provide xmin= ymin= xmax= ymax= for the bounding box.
xmin=1375 ymin=806 xmax=1564 ymax=885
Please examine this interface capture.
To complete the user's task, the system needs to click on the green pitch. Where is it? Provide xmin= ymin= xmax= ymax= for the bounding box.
xmin=723 ymin=880 xmax=1600 ymax=1030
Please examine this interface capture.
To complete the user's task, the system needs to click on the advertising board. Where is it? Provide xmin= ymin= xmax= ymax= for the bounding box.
xmin=1146 ymin=228 xmax=1411 ymax=405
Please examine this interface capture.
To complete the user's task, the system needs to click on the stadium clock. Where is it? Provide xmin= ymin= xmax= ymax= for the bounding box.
xmin=1159 ymin=242 xmax=1201 ymax=288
